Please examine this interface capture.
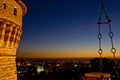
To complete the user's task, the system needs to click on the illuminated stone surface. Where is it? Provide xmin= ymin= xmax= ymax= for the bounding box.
xmin=0 ymin=0 xmax=27 ymax=80
xmin=85 ymin=72 xmax=110 ymax=80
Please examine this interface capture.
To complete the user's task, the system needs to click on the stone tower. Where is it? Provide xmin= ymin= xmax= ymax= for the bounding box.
xmin=0 ymin=0 xmax=27 ymax=80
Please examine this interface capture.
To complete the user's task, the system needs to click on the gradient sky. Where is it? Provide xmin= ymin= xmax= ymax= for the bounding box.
xmin=17 ymin=0 xmax=120 ymax=58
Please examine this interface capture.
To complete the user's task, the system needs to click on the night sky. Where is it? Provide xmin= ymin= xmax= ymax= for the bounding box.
xmin=17 ymin=0 xmax=120 ymax=58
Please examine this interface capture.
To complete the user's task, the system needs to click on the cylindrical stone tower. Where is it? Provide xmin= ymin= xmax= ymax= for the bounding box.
xmin=0 ymin=0 xmax=27 ymax=80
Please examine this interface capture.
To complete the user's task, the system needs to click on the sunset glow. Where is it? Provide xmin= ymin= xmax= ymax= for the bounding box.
xmin=17 ymin=0 xmax=120 ymax=58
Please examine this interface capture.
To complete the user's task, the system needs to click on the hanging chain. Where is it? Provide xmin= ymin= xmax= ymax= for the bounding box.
xmin=97 ymin=21 xmax=103 ymax=72
xmin=108 ymin=23 xmax=116 ymax=56
xmin=97 ymin=0 xmax=117 ymax=73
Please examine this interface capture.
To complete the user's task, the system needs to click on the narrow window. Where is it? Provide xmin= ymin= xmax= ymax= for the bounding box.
xmin=14 ymin=8 xmax=17 ymax=16
xmin=4 ymin=3 xmax=6 ymax=9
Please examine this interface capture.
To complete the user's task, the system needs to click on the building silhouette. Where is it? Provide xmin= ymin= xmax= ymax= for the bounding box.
xmin=0 ymin=0 xmax=27 ymax=80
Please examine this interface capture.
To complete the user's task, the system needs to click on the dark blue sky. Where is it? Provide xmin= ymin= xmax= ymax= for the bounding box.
xmin=18 ymin=0 xmax=120 ymax=58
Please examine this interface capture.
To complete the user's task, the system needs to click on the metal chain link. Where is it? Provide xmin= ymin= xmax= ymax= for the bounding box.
xmin=97 ymin=21 xmax=103 ymax=72
xmin=98 ymin=25 xmax=103 ymax=55
xmin=108 ymin=24 xmax=116 ymax=55
xmin=108 ymin=23 xmax=118 ymax=79
xmin=97 ymin=0 xmax=117 ymax=74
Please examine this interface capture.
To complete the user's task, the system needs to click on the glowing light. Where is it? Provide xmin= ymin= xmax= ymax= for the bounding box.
xmin=56 ymin=64 xmax=60 ymax=67
xmin=37 ymin=66 xmax=44 ymax=73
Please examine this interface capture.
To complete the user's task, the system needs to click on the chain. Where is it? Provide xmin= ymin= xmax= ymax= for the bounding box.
xmin=108 ymin=23 xmax=118 ymax=79
xmin=97 ymin=21 xmax=103 ymax=72
xmin=97 ymin=0 xmax=117 ymax=74
xmin=108 ymin=23 xmax=116 ymax=55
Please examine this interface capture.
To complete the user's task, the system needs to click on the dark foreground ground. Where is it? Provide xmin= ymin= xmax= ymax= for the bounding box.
xmin=17 ymin=58 xmax=120 ymax=80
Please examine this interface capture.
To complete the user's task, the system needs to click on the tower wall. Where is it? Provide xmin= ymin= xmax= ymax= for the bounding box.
xmin=0 ymin=0 xmax=23 ymax=26
xmin=0 ymin=0 xmax=27 ymax=80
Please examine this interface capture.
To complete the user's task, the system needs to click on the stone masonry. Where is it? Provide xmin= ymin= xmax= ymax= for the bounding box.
xmin=0 ymin=0 xmax=27 ymax=80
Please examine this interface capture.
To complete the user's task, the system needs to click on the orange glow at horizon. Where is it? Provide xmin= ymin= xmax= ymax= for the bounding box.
xmin=17 ymin=50 xmax=120 ymax=58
